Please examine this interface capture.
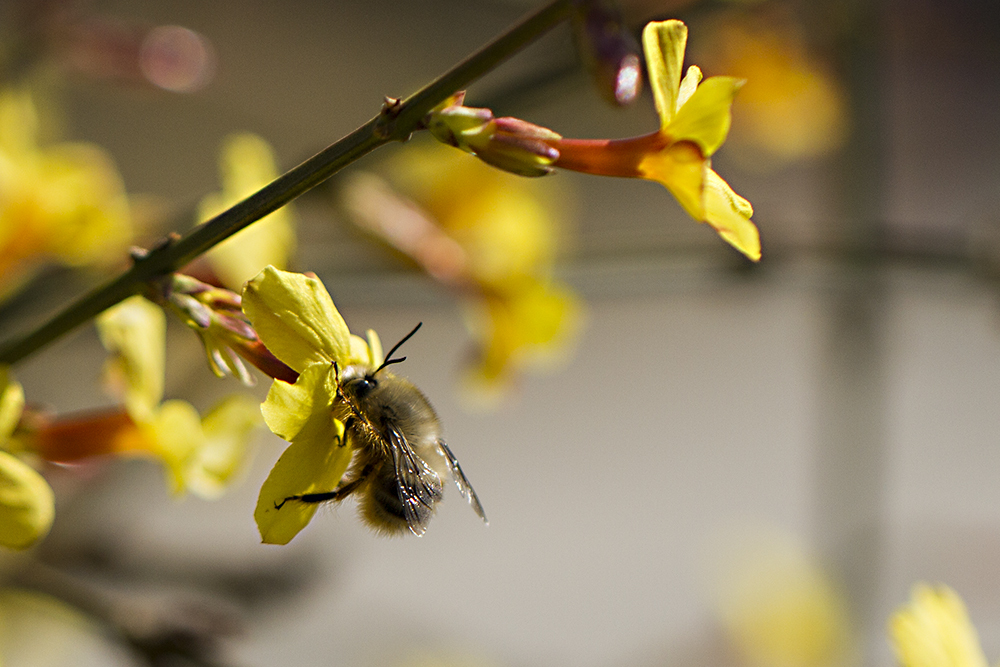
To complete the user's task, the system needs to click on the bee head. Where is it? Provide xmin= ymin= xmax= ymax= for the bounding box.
xmin=341 ymin=368 xmax=378 ymax=399
xmin=340 ymin=323 xmax=422 ymax=400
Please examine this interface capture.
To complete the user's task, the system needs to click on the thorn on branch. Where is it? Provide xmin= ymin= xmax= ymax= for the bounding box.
xmin=374 ymin=96 xmax=408 ymax=141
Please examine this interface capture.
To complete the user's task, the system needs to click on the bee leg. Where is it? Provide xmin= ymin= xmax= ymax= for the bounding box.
xmin=274 ymin=462 xmax=375 ymax=509
xmin=339 ymin=416 xmax=355 ymax=447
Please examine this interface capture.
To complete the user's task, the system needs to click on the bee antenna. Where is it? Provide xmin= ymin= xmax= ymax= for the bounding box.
xmin=375 ymin=322 xmax=422 ymax=373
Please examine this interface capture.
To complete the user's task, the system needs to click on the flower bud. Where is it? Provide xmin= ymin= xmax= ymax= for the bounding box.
xmin=571 ymin=0 xmax=643 ymax=106
xmin=156 ymin=273 xmax=297 ymax=385
xmin=424 ymin=94 xmax=562 ymax=177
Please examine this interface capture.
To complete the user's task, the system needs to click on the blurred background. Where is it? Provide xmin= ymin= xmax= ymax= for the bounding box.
xmin=2 ymin=0 xmax=1000 ymax=665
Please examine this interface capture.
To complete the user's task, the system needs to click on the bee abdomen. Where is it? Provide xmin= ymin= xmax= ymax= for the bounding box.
xmin=359 ymin=467 xmax=443 ymax=535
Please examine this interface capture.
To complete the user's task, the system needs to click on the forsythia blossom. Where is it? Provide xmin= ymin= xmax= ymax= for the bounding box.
xmin=713 ymin=527 xmax=854 ymax=667
xmin=550 ymin=20 xmax=759 ymax=260
xmin=242 ymin=266 xmax=378 ymax=544
xmin=97 ymin=296 xmax=262 ymax=497
xmin=344 ymin=142 xmax=583 ymax=401
xmin=425 ymin=20 xmax=759 ymax=261
xmin=26 ymin=296 xmax=265 ymax=499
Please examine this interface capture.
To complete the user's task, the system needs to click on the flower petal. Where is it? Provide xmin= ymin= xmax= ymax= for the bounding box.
xmin=642 ymin=20 xmax=688 ymax=129
xmin=890 ymin=584 xmax=988 ymax=667
xmin=96 ymin=296 xmax=165 ymax=424
xmin=200 ymin=134 xmax=297 ymax=290
xmin=0 ymin=451 xmax=54 ymax=550
xmin=703 ymin=169 xmax=760 ymax=261
xmin=147 ymin=399 xmax=205 ymax=496
xmin=0 ymin=366 xmax=25 ymax=442
xmin=254 ymin=411 xmax=350 ymax=545
xmin=677 ymin=65 xmax=703 ymax=110
xmin=668 ymin=76 xmax=744 ymax=157
xmin=639 ymin=140 xmax=708 ymax=221
xmin=39 ymin=144 xmax=132 ymax=266
xmin=187 ymin=394 xmax=263 ymax=499
xmin=366 ymin=329 xmax=383 ymax=368
xmin=260 ymin=362 xmax=335 ymax=441
xmin=461 ymin=280 xmax=583 ymax=407
xmin=242 ymin=267 xmax=351 ymax=373
xmin=348 ymin=334 xmax=373 ymax=367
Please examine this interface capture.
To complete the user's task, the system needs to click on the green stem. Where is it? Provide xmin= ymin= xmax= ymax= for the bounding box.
xmin=0 ymin=0 xmax=573 ymax=365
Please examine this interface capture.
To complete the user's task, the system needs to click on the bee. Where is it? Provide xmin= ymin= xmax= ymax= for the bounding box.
xmin=277 ymin=323 xmax=487 ymax=536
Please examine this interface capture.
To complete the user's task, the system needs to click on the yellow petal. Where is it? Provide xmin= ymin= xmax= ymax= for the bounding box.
xmin=260 ymin=362 xmax=335 ymax=441
xmin=677 ymin=65 xmax=703 ymax=110
xmin=714 ymin=528 xmax=854 ymax=667
xmin=242 ymin=266 xmax=351 ymax=374
xmin=0 ymin=366 xmax=25 ymax=442
xmin=366 ymin=329 xmax=383 ymax=368
xmin=0 ymin=89 xmax=38 ymax=157
xmin=39 ymin=144 xmax=132 ymax=266
xmin=147 ymin=399 xmax=205 ymax=496
xmin=642 ymin=20 xmax=688 ymax=129
xmin=668 ymin=76 xmax=744 ymax=157
xmin=200 ymin=134 xmax=296 ymax=290
xmin=639 ymin=140 xmax=708 ymax=221
xmin=254 ymin=411 xmax=349 ymax=545
xmin=186 ymin=394 xmax=263 ymax=499
xmin=0 ymin=451 xmax=54 ymax=550
xmin=890 ymin=584 xmax=988 ymax=667
xmin=348 ymin=334 xmax=373 ymax=367
xmin=96 ymin=296 xmax=165 ymax=424
xmin=703 ymin=169 xmax=760 ymax=261
xmin=462 ymin=281 xmax=582 ymax=405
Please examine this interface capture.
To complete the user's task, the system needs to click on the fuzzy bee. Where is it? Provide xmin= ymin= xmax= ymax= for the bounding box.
xmin=276 ymin=323 xmax=487 ymax=536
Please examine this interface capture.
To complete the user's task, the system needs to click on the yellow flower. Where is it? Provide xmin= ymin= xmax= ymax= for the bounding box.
xmin=712 ymin=526 xmax=854 ymax=667
xmin=87 ymin=296 xmax=262 ymax=498
xmin=0 ymin=367 xmax=54 ymax=550
xmin=694 ymin=18 xmax=848 ymax=163
xmin=138 ymin=395 xmax=262 ymax=498
xmin=96 ymin=295 xmax=165 ymax=424
xmin=346 ymin=142 xmax=583 ymax=402
xmin=159 ymin=273 xmax=297 ymax=386
xmin=549 ymin=20 xmax=759 ymax=260
xmin=0 ymin=88 xmax=131 ymax=300
xmin=242 ymin=266 xmax=375 ymax=544
xmin=890 ymin=585 xmax=989 ymax=667
xmin=197 ymin=133 xmax=296 ymax=290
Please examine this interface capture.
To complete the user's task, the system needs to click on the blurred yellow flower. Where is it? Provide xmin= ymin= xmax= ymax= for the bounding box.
xmin=0 ymin=88 xmax=131 ymax=300
xmin=890 ymin=584 xmax=989 ymax=667
xmin=39 ymin=295 xmax=266 ymax=499
xmin=695 ymin=17 xmax=847 ymax=163
xmin=346 ymin=142 xmax=583 ymax=402
xmin=137 ymin=394 xmax=262 ymax=498
xmin=712 ymin=527 xmax=854 ymax=667
xmin=96 ymin=295 xmax=165 ymax=424
xmin=0 ymin=367 xmax=54 ymax=550
xmin=197 ymin=133 xmax=296 ymax=289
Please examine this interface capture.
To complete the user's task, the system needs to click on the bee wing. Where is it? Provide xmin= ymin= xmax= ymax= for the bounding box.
xmin=438 ymin=440 xmax=488 ymax=524
xmin=388 ymin=424 xmax=443 ymax=536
